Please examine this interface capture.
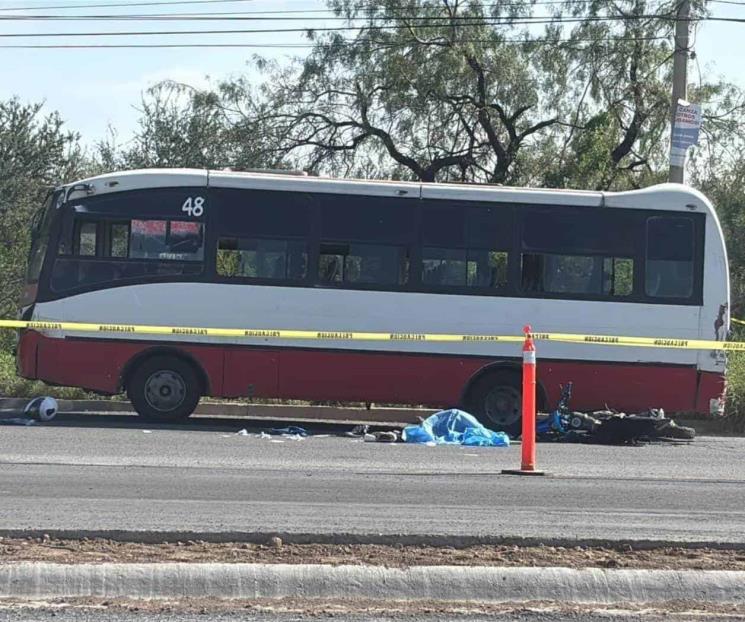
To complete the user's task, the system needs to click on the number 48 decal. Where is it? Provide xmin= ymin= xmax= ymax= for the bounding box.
xmin=182 ymin=196 xmax=205 ymax=217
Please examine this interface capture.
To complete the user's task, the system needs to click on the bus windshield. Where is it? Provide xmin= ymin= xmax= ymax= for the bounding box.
xmin=26 ymin=190 xmax=57 ymax=285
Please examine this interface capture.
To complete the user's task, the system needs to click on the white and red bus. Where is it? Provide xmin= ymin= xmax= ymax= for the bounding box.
xmin=16 ymin=169 xmax=729 ymax=433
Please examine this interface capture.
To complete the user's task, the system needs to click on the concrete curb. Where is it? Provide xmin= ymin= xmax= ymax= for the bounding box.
xmin=1 ymin=397 xmax=735 ymax=435
xmin=0 ymin=397 xmax=424 ymax=426
xmin=0 ymin=563 xmax=743 ymax=604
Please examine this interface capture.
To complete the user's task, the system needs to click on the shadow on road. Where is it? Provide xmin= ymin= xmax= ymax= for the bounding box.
xmin=16 ymin=410 xmax=401 ymax=436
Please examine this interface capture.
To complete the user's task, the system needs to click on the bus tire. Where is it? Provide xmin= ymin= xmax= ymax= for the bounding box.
xmin=464 ymin=370 xmax=523 ymax=437
xmin=127 ymin=355 xmax=201 ymax=423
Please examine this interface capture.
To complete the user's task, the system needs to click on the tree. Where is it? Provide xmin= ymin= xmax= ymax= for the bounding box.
xmin=0 ymin=98 xmax=85 ymax=344
xmin=97 ymin=80 xmax=280 ymax=172
xmin=97 ymin=82 xmax=230 ymax=170
xmin=236 ymin=0 xmax=573 ymax=182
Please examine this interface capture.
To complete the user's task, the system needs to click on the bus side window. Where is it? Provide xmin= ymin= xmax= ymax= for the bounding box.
xmin=420 ymin=205 xmax=511 ymax=291
xmin=422 ymin=248 xmax=467 ymax=286
xmin=645 ymin=217 xmax=694 ymax=299
xmin=108 ymin=223 xmax=130 ymax=258
xmin=130 ymin=220 xmax=204 ymax=261
xmin=318 ymin=243 xmax=405 ymax=286
xmin=319 ymin=247 xmax=344 ymax=283
xmin=318 ymin=195 xmax=415 ymax=288
xmin=520 ymin=209 xmax=637 ymax=298
xmin=130 ymin=220 xmax=167 ymax=259
xmin=217 ymin=237 xmax=308 ymax=281
xmin=75 ymin=222 xmax=98 ymax=256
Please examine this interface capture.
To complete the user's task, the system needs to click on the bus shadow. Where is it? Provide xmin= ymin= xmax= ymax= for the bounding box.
xmin=35 ymin=411 xmax=398 ymax=436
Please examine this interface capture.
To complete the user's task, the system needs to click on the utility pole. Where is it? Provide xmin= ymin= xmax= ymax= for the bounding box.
xmin=669 ymin=0 xmax=690 ymax=183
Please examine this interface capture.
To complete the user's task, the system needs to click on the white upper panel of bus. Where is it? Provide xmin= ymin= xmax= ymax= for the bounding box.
xmin=64 ymin=168 xmax=714 ymax=215
xmin=66 ymin=169 xmax=208 ymax=200
xmin=419 ymin=181 xmax=601 ymax=206
xmin=209 ymin=170 xmax=422 ymax=198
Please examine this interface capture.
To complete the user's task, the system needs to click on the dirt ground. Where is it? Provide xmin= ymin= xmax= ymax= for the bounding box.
xmin=2 ymin=596 xmax=745 ymax=619
xmin=2 ymin=537 xmax=745 ymax=570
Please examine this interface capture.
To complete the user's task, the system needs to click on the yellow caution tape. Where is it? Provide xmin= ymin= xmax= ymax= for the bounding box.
xmin=731 ymin=317 xmax=745 ymax=326
xmin=1 ymin=318 xmax=743 ymax=351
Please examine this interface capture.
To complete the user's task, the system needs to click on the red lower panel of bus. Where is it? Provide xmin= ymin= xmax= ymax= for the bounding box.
xmin=18 ymin=332 xmax=725 ymax=415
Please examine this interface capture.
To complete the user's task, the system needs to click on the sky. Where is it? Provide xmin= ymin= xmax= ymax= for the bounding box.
xmin=0 ymin=0 xmax=743 ymax=148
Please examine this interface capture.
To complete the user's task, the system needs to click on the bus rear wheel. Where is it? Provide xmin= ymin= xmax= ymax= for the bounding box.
xmin=465 ymin=370 xmax=523 ymax=437
xmin=127 ymin=355 xmax=201 ymax=423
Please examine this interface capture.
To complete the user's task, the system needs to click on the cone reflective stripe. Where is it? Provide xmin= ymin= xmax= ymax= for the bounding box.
xmin=521 ymin=325 xmax=537 ymax=471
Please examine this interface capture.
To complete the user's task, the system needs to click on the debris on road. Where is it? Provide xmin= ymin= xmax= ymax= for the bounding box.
xmin=363 ymin=430 xmax=399 ymax=443
xmin=403 ymin=409 xmax=510 ymax=447
xmin=24 ymin=396 xmax=58 ymax=422
xmin=264 ymin=426 xmax=309 ymax=438
xmin=0 ymin=396 xmax=58 ymax=426
xmin=345 ymin=424 xmax=369 ymax=438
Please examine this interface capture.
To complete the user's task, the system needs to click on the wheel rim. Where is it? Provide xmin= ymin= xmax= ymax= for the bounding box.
xmin=144 ymin=370 xmax=186 ymax=412
xmin=483 ymin=385 xmax=522 ymax=429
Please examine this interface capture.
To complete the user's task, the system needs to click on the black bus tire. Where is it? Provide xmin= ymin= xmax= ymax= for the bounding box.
xmin=464 ymin=370 xmax=523 ymax=437
xmin=126 ymin=355 xmax=201 ymax=423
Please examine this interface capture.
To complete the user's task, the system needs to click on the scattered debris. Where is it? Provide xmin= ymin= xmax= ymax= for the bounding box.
xmin=363 ymin=430 xmax=399 ymax=443
xmin=1 ymin=396 xmax=59 ymax=426
xmin=264 ymin=426 xmax=308 ymax=437
xmin=403 ymin=409 xmax=510 ymax=447
xmin=345 ymin=424 xmax=369 ymax=438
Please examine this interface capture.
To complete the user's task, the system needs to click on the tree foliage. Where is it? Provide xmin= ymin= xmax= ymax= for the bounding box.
xmin=0 ymin=99 xmax=85 ymax=341
xmin=4 ymin=0 xmax=745 ymax=318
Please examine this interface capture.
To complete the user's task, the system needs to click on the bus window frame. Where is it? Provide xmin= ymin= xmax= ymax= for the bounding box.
xmin=35 ymin=185 xmax=707 ymax=307
xmin=516 ymin=206 xmax=705 ymax=306
xmin=37 ymin=187 xmax=210 ymax=301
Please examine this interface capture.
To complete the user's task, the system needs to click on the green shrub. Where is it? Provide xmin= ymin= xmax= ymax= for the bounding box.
xmin=722 ymin=324 xmax=745 ymax=431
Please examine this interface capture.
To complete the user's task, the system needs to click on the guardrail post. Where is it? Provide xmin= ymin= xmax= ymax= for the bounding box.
xmin=502 ymin=325 xmax=546 ymax=476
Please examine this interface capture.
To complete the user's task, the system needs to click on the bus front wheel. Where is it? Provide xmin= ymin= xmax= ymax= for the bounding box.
xmin=464 ymin=370 xmax=523 ymax=438
xmin=127 ymin=355 xmax=201 ymax=422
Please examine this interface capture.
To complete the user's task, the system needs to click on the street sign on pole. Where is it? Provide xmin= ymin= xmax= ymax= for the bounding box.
xmin=669 ymin=99 xmax=702 ymax=175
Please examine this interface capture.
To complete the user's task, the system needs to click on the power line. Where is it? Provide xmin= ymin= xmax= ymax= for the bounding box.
xmin=0 ymin=38 xmax=675 ymax=48
xmin=0 ymin=28 xmax=673 ymax=40
xmin=0 ymin=0 xmax=256 ymax=10
xmin=5 ymin=14 xmax=740 ymax=27
xmin=0 ymin=0 xmax=668 ymax=9
xmin=0 ymin=12 xmax=680 ymax=24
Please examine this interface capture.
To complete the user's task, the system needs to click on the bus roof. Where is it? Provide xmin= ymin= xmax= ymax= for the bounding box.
xmin=62 ymin=168 xmax=714 ymax=214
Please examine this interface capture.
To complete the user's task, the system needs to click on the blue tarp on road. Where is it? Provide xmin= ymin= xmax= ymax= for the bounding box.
xmin=402 ymin=409 xmax=510 ymax=447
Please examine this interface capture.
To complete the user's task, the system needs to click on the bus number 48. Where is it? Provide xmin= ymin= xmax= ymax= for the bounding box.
xmin=182 ymin=196 xmax=205 ymax=217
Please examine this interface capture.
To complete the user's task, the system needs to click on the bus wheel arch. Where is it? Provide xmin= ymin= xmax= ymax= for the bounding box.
xmin=461 ymin=362 xmax=548 ymax=436
xmin=121 ymin=348 xmax=208 ymax=422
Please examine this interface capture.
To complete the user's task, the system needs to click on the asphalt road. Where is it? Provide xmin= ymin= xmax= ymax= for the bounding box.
xmin=1 ymin=413 xmax=744 ymax=544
